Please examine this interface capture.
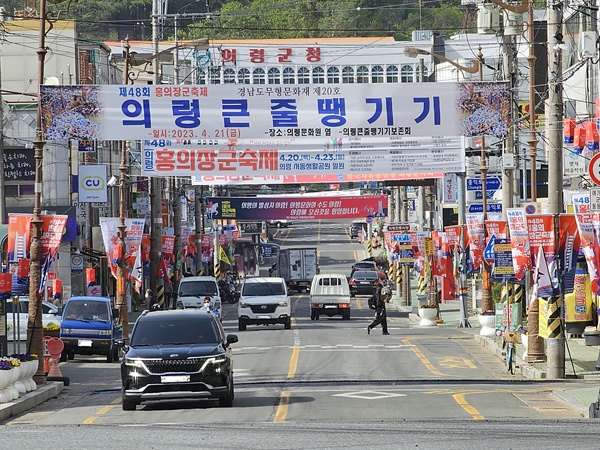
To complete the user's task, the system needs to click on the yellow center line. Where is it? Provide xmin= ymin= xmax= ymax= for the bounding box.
xmin=287 ymin=347 xmax=299 ymax=379
xmin=453 ymin=393 xmax=484 ymax=420
xmin=274 ymin=390 xmax=291 ymax=423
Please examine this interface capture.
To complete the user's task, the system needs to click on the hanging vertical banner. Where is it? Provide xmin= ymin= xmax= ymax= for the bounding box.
xmin=526 ymin=214 xmax=555 ymax=260
xmin=506 ymin=208 xmax=532 ymax=281
xmin=485 ymin=220 xmax=507 ymax=239
xmin=558 ymin=214 xmax=581 ymax=294
xmin=465 ymin=213 xmax=485 ymax=270
xmin=99 ymin=217 xmax=146 ymax=278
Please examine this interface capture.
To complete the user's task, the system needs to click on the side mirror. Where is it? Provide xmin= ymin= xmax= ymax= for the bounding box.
xmin=112 ymin=308 xmax=119 ymax=319
xmin=226 ymin=334 xmax=239 ymax=346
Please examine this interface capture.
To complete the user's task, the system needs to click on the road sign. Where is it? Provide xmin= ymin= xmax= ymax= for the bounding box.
xmin=468 ymin=203 xmax=503 ymax=214
xmin=484 ymin=235 xmax=496 ymax=263
xmin=366 ymin=216 xmax=373 ymax=223
xmin=590 ymin=153 xmax=600 ymax=185
xmin=466 ymin=176 xmax=501 ymax=191
xmin=591 ymin=188 xmax=600 ymax=211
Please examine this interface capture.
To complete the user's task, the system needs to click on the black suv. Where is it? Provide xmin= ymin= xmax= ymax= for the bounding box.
xmin=118 ymin=310 xmax=238 ymax=411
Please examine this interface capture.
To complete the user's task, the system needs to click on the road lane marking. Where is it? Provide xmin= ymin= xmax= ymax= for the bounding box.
xmin=402 ymin=339 xmax=445 ymax=376
xmin=83 ymin=405 xmax=115 ymax=424
xmin=453 ymin=393 xmax=484 ymax=420
xmin=274 ymin=390 xmax=291 ymax=423
xmin=287 ymin=347 xmax=299 ymax=379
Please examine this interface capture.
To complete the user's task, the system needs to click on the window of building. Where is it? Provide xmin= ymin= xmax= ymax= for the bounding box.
xmin=386 ymin=65 xmax=399 ymax=83
xmin=238 ymin=68 xmax=250 ymax=84
xmin=327 ymin=66 xmax=340 ymax=84
xmin=253 ymin=68 xmax=266 ymax=84
xmin=357 ymin=66 xmax=369 ymax=83
xmin=312 ymin=66 xmax=325 ymax=84
xmin=298 ymin=67 xmax=310 ymax=84
xmin=283 ymin=67 xmax=295 ymax=84
xmin=342 ymin=66 xmax=354 ymax=83
xmin=268 ymin=67 xmax=281 ymax=84
xmin=209 ymin=67 xmax=221 ymax=84
xmin=371 ymin=65 xmax=384 ymax=83
xmin=196 ymin=69 xmax=207 ymax=84
xmin=224 ymin=68 xmax=236 ymax=84
xmin=401 ymin=64 xmax=413 ymax=83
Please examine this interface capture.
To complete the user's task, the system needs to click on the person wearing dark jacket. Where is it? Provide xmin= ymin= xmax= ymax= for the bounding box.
xmin=367 ymin=286 xmax=391 ymax=335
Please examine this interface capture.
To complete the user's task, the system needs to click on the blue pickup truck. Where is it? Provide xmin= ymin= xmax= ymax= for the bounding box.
xmin=59 ymin=296 xmax=122 ymax=363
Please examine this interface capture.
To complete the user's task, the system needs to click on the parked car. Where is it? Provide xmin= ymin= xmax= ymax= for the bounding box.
xmin=349 ymin=221 xmax=367 ymax=239
xmin=269 ymin=219 xmax=292 ymax=228
xmin=5 ymin=297 xmax=61 ymax=341
xmin=348 ymin=270 xmax=384 ymax=297
xmin=118 ymin=309 xmax=238 ymax=411
xmin=310 ymin=273 xmax=351 ymax=320
xmin=238 ymin=277 xmax=291 ymax=331
xmin=60 ymin=296 xmax=122 ymax=362
xmin=177 ymin=276 xmax=222 ymax=318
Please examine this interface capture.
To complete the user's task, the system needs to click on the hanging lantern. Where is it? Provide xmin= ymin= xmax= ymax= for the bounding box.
xmin=586 ymin=121 xmax=599 ymax=151
xmin=17 ymin=258 xmax=30 ymax=278
xmin=113 ymin=243 xmax=123 ymax=264
xmin=564 ymin=118 xmax=576 ymax=144
xmin=0 ymin=273 xmax=12 ymax=299
xmin=86 ymin=267 xmax=96 ymax=286
xmin=52 ymin=279 xmax=63 ymax=299
xmin=574 ymin=127 xmax=585 ymax=154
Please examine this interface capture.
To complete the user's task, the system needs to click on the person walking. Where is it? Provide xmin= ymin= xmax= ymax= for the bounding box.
xmin=367 ymin=286 xmax=391 ymax=335
xmin=144 ymin=289 xmax=158 ymax=311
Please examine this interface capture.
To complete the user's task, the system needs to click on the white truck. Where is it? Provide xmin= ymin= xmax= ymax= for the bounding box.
xmin=309 ymin=273 xmax=351 ymax=321
xmin=276 ymin=247 xmax=318 ymax=293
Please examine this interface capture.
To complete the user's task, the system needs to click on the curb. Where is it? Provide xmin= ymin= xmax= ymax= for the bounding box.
xmin=0 ymin=381 xmax=64 ymax=421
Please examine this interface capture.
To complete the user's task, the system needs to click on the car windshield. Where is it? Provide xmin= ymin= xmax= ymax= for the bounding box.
xmin=63 ymin=300 xmax=109 ymax=321
xmin=130 ymin=316 xmax=220 ymax=346
xmin=179 ymin=281 xmax=218 ymax=297
xmin=242 ymin=281 xmax=285 ymax=296
xmin=354 ymin=262 xmax=375 ymax=269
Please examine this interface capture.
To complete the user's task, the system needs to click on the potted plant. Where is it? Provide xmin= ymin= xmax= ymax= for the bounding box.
xmin=43 ymin=322 xmax=60 ymax=338
xmin=478 ymin=309 xmax=496 ymax=336
xmin=418 ymin=303 xmax=438 ymax=327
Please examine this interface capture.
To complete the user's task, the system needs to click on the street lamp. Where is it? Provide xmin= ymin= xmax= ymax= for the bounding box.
xmin=404 ymin=47 xmax=481 ymax=74
xmin=28 ymin=0 xmax=79 ymax=384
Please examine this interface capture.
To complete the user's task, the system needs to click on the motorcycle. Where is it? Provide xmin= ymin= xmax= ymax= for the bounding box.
xmin=219 ymin=278 xmax=239 ymax=304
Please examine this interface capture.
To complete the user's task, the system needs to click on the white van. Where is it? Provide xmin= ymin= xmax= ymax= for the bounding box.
xmin=309 ymin=274 xmax=351 ymax=320
xmin=177 ymin=276 xmax=222 ymax=317
xmin=238 ymin=277 xmax=291 ymax=331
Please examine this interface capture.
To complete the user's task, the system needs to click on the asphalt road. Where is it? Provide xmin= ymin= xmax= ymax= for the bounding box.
xmin=3 ymin=220 xmax=600 ymax=448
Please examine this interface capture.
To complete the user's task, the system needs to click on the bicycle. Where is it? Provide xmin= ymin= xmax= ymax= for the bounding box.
xmin=502 ymin=330 xmax=520 ymax=374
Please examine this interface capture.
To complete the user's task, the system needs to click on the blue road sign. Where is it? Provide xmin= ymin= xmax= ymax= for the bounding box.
xmin=468 ymin=203 xmax=503 ymax=214
xmin=392 ymin=234 xmax=410 ymax=242
xmin=484 ymin=235 xmax=496 ymax=262
xmin=466 ymin=176 xmax=501 ymax=191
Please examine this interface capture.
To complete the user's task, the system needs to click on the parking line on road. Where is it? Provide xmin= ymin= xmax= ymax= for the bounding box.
xmin=287 ymin=347 xmax=299 ymax=379
xmin=82 ymin=405 xmax=115 ymax=424
xmin=274 ymin=390 xmax=291 ymax=423
xmin=453 ymin=393 xmax=484 ymax=420
xmin=403 ymin=339 xmax=445 ymax=376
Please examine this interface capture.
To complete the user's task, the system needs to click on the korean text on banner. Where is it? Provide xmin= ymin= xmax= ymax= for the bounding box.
xmin=506 ymin=208 xmax=531 ymax=281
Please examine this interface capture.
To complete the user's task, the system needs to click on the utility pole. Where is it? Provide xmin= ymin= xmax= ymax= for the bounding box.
xmin=149 ymin=0 xmax=163 ymax=298
xmin=545 ymin=0 xmax=565 ymax=379
xmin=400 ymin=186 xmax=409 ymax=307
xmin=116 ymin=38 xmax=131 ymax=342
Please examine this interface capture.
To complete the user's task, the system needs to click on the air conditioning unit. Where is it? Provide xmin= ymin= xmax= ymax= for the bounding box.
xmin=580 ymin=31 xmax=597 ymax=59
xmin=412 ymin=30 xmax=433 ymax=41
xmin=477 ymin=3 xmax=502 ymax=35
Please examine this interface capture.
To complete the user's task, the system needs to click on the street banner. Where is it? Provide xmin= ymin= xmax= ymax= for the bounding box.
xmin=573 ymin=211 xmax=599 ymax=294
xmin=78 ymin=164 xmax=108 ymax=203
xmin=192 ymin=172 xmax=444 ymax=185
xmin=485 ymin=220 xmax=507 ymax=239
xmin=99 ymin=217 xmax=146 ymax=279
xmin=162 ymin=235 xmax=176 ymax=263
xmin=444 ymin=225 xmax=465 ymax=249
xmin=7 ymin=214 xmax=33 ymax=264
xmin=40 ymin=215 xmax=68 ymax=258
xmin=205 ymin=195 xmax=387 ymax=221
xmin=506 ymin=208 xmax=532 ymax=281
xmin=466 ymin=213 xmax=485 ymax=270
xmin=558 ymin=214 xmax=581 ymax=294
xmin=140 ymin=136 xmax=464 ymax=178
xmin=41 ymin=83 xmax=461 ymax=141
xmin=526 ymin=214 xmax=555 ymax=261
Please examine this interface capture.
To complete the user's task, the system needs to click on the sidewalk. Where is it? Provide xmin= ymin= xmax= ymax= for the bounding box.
xmin=402 ymin=297 xmax=600 ymax=416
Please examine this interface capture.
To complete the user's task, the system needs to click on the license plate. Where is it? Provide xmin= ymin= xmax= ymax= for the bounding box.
xmin=324 ymin=305 xmax=337 ymax=309
xmin=161 ymin=375 xmax=190 ymax=383
xmin=78 ymin=339 xmax=92 ymax=347
xmin=360 ymin=281 xmax=370 ymax=284
xmin=258 ymin=315 xmax=271 ymax=319
xmin=299 ymin=282 xmax=308 ymax=286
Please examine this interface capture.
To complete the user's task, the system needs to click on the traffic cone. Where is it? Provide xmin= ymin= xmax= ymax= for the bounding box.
xmin=46 ymin=337 xmax=70 ymax=386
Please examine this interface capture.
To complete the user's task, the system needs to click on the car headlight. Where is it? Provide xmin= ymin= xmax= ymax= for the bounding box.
xmin=124 ymin=358 xmax=145 ymax=368
xmin=61 ymin=328 xmax=71 ymax=334
xmin=278 ymin=301 xmax=288 ymax=307
xmin=200 ymin=354 xmax=227 ymax=372
xmin=98 ymin=330 xmax=111 ymax=335
xmin=239 ymin=302 xmax=250 ymax=308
